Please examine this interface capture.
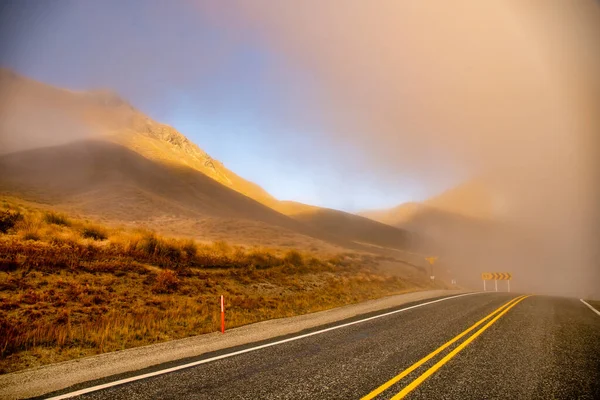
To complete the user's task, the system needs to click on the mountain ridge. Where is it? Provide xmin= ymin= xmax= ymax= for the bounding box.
xmin=0 ymin=68 xmax=412 ymax=253
xmin=359 ymin=180 xmax=496 ymax=227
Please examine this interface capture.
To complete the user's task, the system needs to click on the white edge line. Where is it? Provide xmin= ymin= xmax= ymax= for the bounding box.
xmin=45 ymin=292 xmax=481 ymax=399
xmin=580 ymin=299 xmax=600 ymax=317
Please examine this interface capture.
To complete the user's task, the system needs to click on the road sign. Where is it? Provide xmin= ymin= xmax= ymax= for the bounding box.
xmin=425 ymin=257 xmax=438 ymax=281
xmin=481 ymin=272 xmax=512 ymax=281
xmin=425 ymin=257 xmax=438 ymax=265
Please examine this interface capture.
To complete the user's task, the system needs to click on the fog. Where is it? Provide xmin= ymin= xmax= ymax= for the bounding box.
xmin=0 ymin=69 xmax=102 ymax=154
xmin=1 ymin=1 xmax=598 ymax=298
xmin=206 ymin=0 xmax=600 ymax=298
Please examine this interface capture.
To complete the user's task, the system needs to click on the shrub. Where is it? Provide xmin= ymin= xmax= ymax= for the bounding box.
xmin=112 ymin=230 xmax=144 ymax=253
xmin=0 ymin=210 xmax=22 ymax=233
xmin=247 ymin=249 xmax=281 ymax=269
xmin=17 ymin=214 xmax=42 ymax=241
xmin=182 ymin=239 xmax=197 ymax=257
xmin=156 ymin=240 xmax=182 ymax=263
xmin=284 ymin=250 xmax=304 ymax=266
xmin=43 ymin=212 xmax=71 ymax=227
xmin=231 ymin=246 xmax=246 ymax=263
xmin=134 ymin=233 xmax=184 ymax=265
xmin=213 ymin=240 xmax=231 ymax=255
xmin=0 ymin=315 xmax=21 ymax=357
xmin=49 ymin=235 xmax=78 ymax=248
xmin=22 ymin=231 xmax=41 ymax=241
xmin=82 ymin=225 xmax=108 ymax=241
xmin=137 ymin=232 xmax=159 ymax=256
xmin=152 ymin=269 xmax=180 ymax=293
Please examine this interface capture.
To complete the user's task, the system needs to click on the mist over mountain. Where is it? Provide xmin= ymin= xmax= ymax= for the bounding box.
xmin=0 ymin=69 xmax=415 ymax=256
xmin=1 ymin=64 xmax=598 ymax=298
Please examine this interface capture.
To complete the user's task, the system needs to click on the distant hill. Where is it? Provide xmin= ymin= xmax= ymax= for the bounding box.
xmin=360 ymin=180 xmax=496 ymax=227
xmin=290 ymin=207 xmax=410 ymax=250
xmin=359 ymin=181 xmax=532 ymax=289
xmin=0 ymin=140 xmax=337 ymax=249
xmin=0 ymin=68 xmax=411 ymax=252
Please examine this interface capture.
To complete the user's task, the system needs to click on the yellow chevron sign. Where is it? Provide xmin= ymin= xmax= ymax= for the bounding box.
xmin=481 ymin=272 xmax=512 ymax=280
xmin=425 ymin=257 xmax=438 ymax=265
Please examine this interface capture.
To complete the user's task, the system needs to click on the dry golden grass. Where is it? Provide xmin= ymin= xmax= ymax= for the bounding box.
xmin=0 ymin=198 xmax=435 ymax=374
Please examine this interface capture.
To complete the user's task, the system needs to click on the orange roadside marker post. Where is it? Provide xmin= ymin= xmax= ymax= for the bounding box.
xmin=220 ymin=295 xmax=225 ymax=333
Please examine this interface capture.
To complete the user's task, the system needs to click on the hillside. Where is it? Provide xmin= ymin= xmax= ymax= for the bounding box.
xmin=360 ymin=180 xmax=496 ymax=227
xmin=290 ymin=208 xmax=410 ymax=251
xmin=0 ymin=140 xmax=353 ymax=252
xmin=359 ymin=182 xmax=535 ymax=289
xmin=0 ymin=199 xmax=433 ymax=373
xmin=0 ymin=69 xmax=412 ymax=252
xmin=0 ymin=67 xmax=276 ymax=206
xmin=359 ymin=202 xmax=424 ymax=227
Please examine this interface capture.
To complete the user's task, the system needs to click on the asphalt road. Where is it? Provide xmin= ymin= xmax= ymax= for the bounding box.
xmin=42 ymin=293 xmax=600 ymax=400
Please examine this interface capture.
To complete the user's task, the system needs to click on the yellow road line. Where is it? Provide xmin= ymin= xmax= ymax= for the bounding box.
xmin=391 ymin=295 xmax=532 ymax=399
xmin=361 ymin=295 xmax=526 ymax=400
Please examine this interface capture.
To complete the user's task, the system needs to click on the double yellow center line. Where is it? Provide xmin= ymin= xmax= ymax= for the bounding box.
xmin=361 ymin=294 xmax=532 ymax=399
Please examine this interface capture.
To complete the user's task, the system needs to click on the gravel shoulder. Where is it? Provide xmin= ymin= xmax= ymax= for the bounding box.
xmin=0 ymin=289 xmax=466 ymax=399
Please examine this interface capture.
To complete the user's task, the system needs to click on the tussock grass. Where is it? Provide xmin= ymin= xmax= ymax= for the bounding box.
xmin=0 ymin=210 xmax=22 ymax=233
xmin=43 ymin=211 xmax=71 ymax=227
xmin=16 ymin=213 xmax=43 ymax=242
xmin=0 ymin=199 xmax=433 ymax=374
xmin=283 ymin=249 xmax=304 ymax=266
xmin=152 ymin=269 xmax=180 ymax=294
xmin=81 ymin=224 xmax=108 ymax=241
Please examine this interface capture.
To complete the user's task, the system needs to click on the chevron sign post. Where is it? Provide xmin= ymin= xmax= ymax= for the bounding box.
xmin=481 ymin=272 xmax=512 ymax=292
xmin=425 ymin=256 xmax=438 ymax=281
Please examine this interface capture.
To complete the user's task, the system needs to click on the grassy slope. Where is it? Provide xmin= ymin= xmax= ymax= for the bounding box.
xmin=0 ymin=198 xmax=434 ymax=374
xmin=0 ymin=139 xmax=354 ymax=253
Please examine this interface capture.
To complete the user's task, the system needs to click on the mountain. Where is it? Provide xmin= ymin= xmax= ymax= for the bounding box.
xmin=359 ymin=181 xmax=532 ymax=288
xmin=0 ymin=140 xmax=345 ymax=251
xmin=0 ymin=69 xmax=411 ymax=252
xmin=359 ymin=202 xmax=424 ymax=227
xmin=360 ymin=180 xmax=496 ymax=227
xmin=290 ymin=207 xmax=410 ymax=250
xmin=0 ymin=68 xmax=276 ymax=206
xmin=359 ymin=180 xmax=504 ymax=258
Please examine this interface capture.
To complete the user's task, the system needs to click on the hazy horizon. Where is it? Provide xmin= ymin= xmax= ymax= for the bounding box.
xmin=0 ymin=0 xmax=500 ymax=212
xmin=1 ymin=0 xmax=599 ymax=297
xmin=2 ymin=1 xmax=598 ymax=211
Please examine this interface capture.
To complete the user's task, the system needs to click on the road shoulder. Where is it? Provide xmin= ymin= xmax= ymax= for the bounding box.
xmin=0 ymin=289 xmax=467 ymax=399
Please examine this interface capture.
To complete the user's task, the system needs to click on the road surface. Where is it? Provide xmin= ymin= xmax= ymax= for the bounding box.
xmin=41 ymin=293 xmax=600 ymax=399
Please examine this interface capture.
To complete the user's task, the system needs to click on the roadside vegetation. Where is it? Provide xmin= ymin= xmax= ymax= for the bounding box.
xmin=0 ymin=198 xmax=433 ymax=374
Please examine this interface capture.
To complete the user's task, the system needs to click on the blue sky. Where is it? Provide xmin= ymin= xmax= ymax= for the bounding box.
xmin=0 ymin=0 xmax=457 ymax=211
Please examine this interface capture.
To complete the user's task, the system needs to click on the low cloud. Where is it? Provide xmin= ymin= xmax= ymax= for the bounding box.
xmin=205 ymin=0 xmax=600 ymax=296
